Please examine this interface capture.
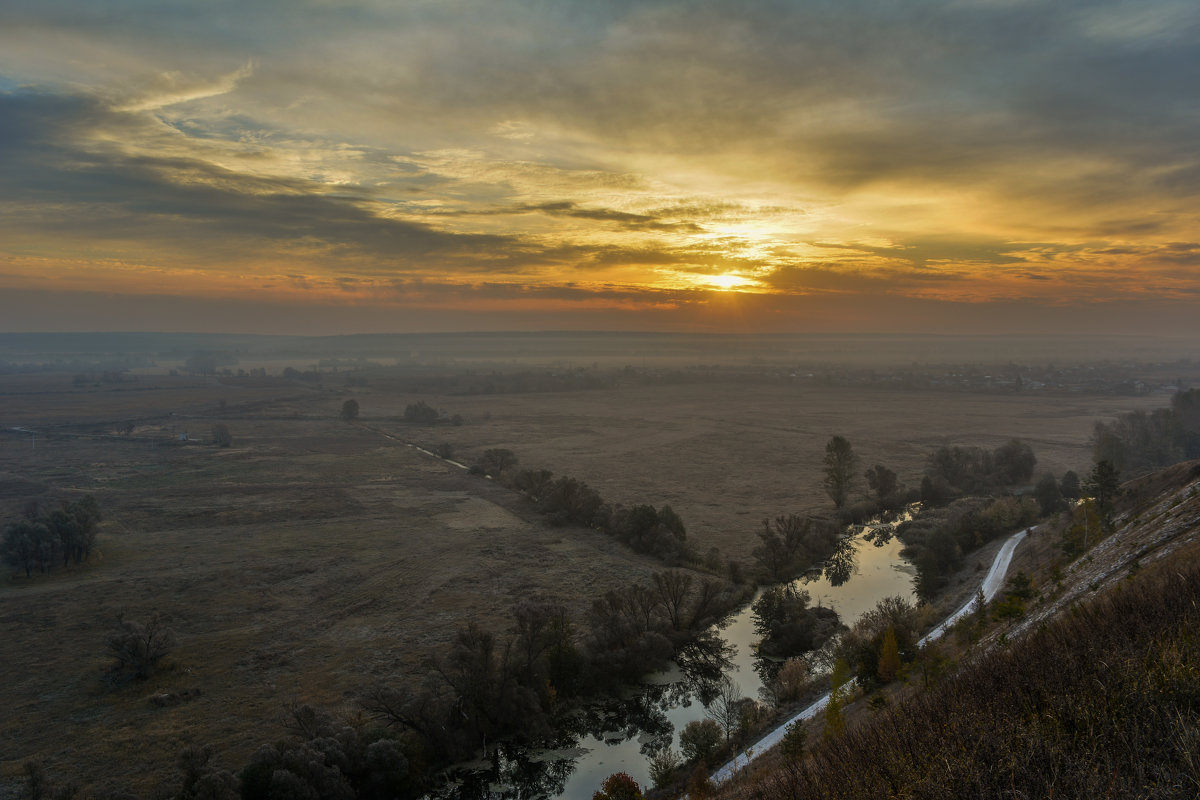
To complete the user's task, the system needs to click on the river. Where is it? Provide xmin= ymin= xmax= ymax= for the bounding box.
xmin=439 ymin=513 xmax=919 ymax=799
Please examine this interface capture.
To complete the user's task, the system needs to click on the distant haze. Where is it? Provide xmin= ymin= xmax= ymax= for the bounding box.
xmin=1 ymin=331 xmax=1196 ymax=371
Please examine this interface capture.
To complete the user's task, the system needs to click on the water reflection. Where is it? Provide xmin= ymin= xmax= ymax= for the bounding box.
xmin=438 ymin=740 xmax=580 ymax=800
xmin=447 ymin=509 xmax=917 ymax=799
xmin=675 ymin=629 xmax=736 ymax=695
xmin=822 ymin=534 xmax=858 ymax=586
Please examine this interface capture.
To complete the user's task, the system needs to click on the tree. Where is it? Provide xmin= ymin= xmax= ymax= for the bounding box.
xmin=823 ymin=658 xmax=850 ymax=740
xmin=1063 ymin=499 xmax=1103 ymax=556
xmin=2 ymin=519 xmax=50 ymax=577
xmin=919 ymin=474 xmax=957 ymax=507
xmin=864 ymin=464 xmax=899 ymax=505
xmin=1086 ymin=459 xmax=1121 ymax=527
xmin=685 ymin=765 xmax=716 ymax=800
xmin=403 ymin=401 xmax=439 ymax=423
xmin=65 ymin=495 xmax=100 ymax=563
xmin=657 ymin=505 xmax=686 ymax=539
xmin=780 ymin=720 xmax=807 ymax=760
xmin=877 ymin=626 xmax=901 ymax=682
xmin=513 ymin=468 xmax=554 ymax=499
xmin=478 ymin=448 xmax=518 ymax=477
xmin=107 ymin=613 xmax=177 ymax=679
xmin=1060 ymin=470 xmax=1082 ymax=500
xmin=994 ymin=438 xmax=1037 ymax=485
xmin=1173 ymin=388 xmax=1200 ymax=457
xmin=679 ymin=718 xmax=722 ymax=763
xmin=1034 ymin=472 xmax=1065 ymax=516
xmin=652 ymin=570 xmax=693 ymax=630
xmin=592 ymin=772 xmax=644 ymax=800
xmin=706 ymin=678 xmax=744 ymax=742
xmin=24 ymin=761 xmax=51 ymax=800
xmin=341 ymin=398 xmax=360 ymax=421
xmin=211 ymin=423 xmax=233 ymax=447
xmin=44 ymin=508 xmax=80 ymax=568
xmin=823 ymin=436 xmax=858 ymax=509
xmin=178 ymin=745 xmax=240 ymax=800
xmin=753 ymin=584 xmax=842 ymax=658
xmin=646 ymin=747 xmax=682 ymax=789
xmin=774 ymin=656 xmax=810 ymax=703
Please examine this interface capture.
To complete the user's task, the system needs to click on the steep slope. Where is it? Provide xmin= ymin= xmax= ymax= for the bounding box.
xmin=719 ymin=460 xmax=1200 ymax=800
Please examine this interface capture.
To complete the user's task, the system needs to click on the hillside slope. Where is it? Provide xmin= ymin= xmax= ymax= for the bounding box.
xmin=722 ymin=460 xmax=1200 ymax=800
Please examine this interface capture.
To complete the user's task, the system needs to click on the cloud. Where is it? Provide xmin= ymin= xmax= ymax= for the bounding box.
xmin=0 ymin=0 xmax=1198 ymax=333
xmin=0 ymin=88 xmax=524 ymax=272
xmin=116 ymin=62 xmax=254 ymax=112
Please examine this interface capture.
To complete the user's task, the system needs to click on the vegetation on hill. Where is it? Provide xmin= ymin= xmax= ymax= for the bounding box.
xmin=729 ymin=462 xmax=1200 ymax=800
xmin=1093 ymin=387 xmax=1200 ymax=476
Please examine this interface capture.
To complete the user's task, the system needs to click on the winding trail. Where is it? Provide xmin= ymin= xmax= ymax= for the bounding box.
xmin=711 ymin=526 xmax=1030 ymax=785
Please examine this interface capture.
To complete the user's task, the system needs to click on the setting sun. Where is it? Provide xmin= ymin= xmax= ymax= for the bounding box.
xmin=0 ymin=0 xmax=1196 ymax=337
xmin=704 ymin=272 xmax=756 ymax=291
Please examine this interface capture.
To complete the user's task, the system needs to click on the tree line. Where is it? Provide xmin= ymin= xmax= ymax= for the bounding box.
xmin=2 ymin=496 xmax=101 ymax=578
xmin=1092 ymin=387 xmax=1200 ymax=477
xmin=467 ymin=448 xmax=699 ymax=567
xmin=820 ymin=435 xmax=1038 ymax=519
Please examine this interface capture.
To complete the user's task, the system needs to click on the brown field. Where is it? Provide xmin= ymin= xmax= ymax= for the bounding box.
xmin=0 ymin=367 xmax=1168 ymax=794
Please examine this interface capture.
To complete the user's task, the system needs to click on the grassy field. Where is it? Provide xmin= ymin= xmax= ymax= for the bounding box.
xmin=382 ymin=381 xmax=1165 ymax=560
xmin=0 ymin=368 xmax=1168 ymax=794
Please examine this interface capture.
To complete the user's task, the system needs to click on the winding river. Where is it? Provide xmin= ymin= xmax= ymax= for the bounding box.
xmin=442 ymin=514 xmax=921 ymax=799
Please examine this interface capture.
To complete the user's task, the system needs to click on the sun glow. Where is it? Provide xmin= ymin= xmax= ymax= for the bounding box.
xmin=703 ymin=272 xmax=755 ymax=291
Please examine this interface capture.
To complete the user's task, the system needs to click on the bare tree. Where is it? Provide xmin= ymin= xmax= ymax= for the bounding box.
xmin=478 ymin=448 xmax=518 ymax=477
xmin=653 ymin=570 xmax=693 ymax=630
xmin=107 ymin=613 xmax=177 ymax=679
xmin=705 ymin=677 xmax=744 ymax=742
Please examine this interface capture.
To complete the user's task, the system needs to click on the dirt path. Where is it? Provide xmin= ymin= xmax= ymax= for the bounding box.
xmin=711 ymin=526 xmax=1030 ymax=785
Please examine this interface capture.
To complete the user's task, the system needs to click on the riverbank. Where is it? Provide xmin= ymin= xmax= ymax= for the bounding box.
xmin=710 ymin=526 xmax=1029 ymax=785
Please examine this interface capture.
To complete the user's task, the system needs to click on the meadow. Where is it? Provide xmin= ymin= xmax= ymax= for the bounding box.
xmin=0 ymin=349 xmax=1175 ymax=794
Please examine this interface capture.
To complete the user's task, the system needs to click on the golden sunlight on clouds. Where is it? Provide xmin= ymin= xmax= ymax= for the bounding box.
xmin=0 ymin=0 xmax=1198 ymax=334
xmin=699 ymin=272 xmax=758 ymax=291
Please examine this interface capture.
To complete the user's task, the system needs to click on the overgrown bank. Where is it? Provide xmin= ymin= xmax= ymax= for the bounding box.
xmin=724 ymin=463 xmax=1200 ymax=800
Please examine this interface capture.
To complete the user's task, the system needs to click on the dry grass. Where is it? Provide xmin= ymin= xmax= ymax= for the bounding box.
xmin=737 ymin=523 xmax=1200 ymax=800
xmin=0 ymin=371 xmax=1162 ymax=795
xmin=0 ymin=377 xmax=659 ymax=795
xmin=382 ymin=382 xmax=1163 ymax=560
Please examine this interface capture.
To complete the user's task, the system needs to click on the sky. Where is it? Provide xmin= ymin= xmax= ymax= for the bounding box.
xmin=1 ymin=0 xmax=1199 ymax=335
